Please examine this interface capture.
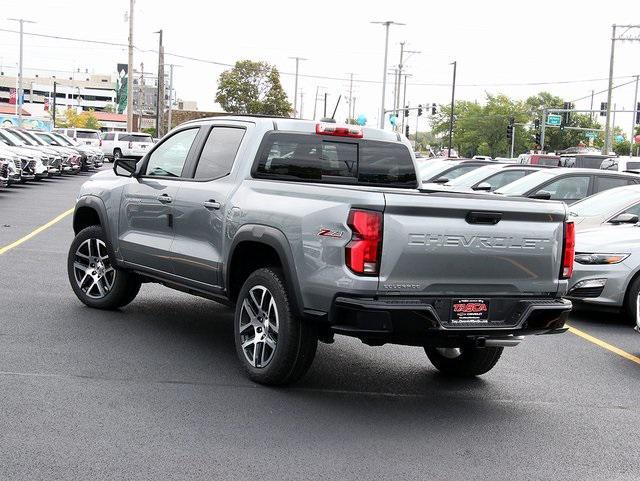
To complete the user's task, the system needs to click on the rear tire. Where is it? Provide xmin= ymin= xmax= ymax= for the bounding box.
xmin=425 ymin=345 xmax=503 ymax=377
xmin=67 ymin=225 xmax=141 ymax=310
xmin=234 ymin=267 xmax=317 ymax=386
xmin=624 ymin=276 xmax=640 ymax=325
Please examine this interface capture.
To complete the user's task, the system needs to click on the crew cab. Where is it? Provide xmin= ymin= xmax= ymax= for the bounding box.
xmin=68 ymin=116 xmax=573 ymax=386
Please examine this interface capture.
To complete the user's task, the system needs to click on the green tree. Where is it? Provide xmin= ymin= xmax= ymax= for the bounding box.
xmin=215 ymin=60 xmax=292 ymax=116
xmin=58 ymin=108 xmax=102 ymax=130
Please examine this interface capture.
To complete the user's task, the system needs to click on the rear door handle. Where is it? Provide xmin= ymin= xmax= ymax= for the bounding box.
xmin=157 ymin=193 xmax=173 ymax=204
xmin=203 ymin=200 xmax=221 ymax=210
xmin=466 ymin=211 xmax=502 ymax=225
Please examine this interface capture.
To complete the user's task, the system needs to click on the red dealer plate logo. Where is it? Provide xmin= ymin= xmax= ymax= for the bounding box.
xmin=451 ymin=299 xmax=489 ymax=323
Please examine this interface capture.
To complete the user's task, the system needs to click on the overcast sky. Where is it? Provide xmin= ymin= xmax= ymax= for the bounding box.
xmin=0 ymin=0 xmax=638 ymax=135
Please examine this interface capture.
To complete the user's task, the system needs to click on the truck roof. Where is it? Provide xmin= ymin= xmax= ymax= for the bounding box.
xmin=183 ymin=115 xmax=402 ymax=143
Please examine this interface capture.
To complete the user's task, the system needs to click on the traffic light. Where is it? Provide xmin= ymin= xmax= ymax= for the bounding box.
xmin=418 ymin=104 xmax=423 ymax=116
xmin=563 ymin=102 xmax=573 ymax=124
xmin=507 ymin=124 xmax=513 ymax=141
xmin=534 ymin=118 xmax=540 ymax=130
xmin=405 ymin=124 xmax=410 ymax=137
xmin=431 ymin=103 xmax=437 ymax=115
xmin=404 ymin=105 xmax=410 ymax=117
xmin=636 ymin=102 xmax=640 ymax=125
xmin=600 ymin=102 xmax=607 ymax=117
xmin=534 ymin=132 xmax=541 ymax=145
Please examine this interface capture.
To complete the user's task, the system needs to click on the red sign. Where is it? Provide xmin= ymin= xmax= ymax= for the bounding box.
xmin=8 ymin=88 xmax=16 ymax=105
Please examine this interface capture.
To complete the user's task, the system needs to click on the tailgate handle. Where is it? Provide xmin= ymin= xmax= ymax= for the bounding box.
xmin=466 ymin=211 xmax=502 ymax=225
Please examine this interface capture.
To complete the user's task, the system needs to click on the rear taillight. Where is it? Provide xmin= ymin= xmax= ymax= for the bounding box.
xmin=561 ymin=221 xmax=575 ymax=279
xmin=128 ymin=141 xmax=133 ymax=149
xmin=346 ymin=209 xmax=382 ymax=275
xmin=316 ymin=122 xmax=363 ymax=138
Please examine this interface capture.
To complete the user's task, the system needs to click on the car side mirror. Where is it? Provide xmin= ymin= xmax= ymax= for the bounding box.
xmin=473 ymin=182 xmax=492 ymax=192
xmin=609 ymin=213 xmax=639 ymax=224
xmin=432 ymin=176 xmax=449 ymax=184
xmin=113 ymin=158 xmax=138 ymax=178
xmin=530 ymin=190 xmax=552 ymax=200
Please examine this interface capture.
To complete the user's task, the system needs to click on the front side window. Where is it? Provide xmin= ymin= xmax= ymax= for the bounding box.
xmin=537 ymin=176 xmax=590 ymax=201
xmin=144 ymin=128 xmax=198 ymax=178
xmin=194 ymin=127 xmax=245 ymax=180
xmin=482 ymin=170 xmax=529 ymax=191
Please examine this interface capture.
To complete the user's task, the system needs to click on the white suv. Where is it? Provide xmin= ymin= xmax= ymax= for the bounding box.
xmin=54 ymin=128 xmax=102 ymax=148
xmin=101 ymin=131 xmax=154 ymax=161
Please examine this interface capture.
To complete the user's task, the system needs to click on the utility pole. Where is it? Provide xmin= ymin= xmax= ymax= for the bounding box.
xmin=631 ymin=75 xmax=639 ymax=156
xmin=371 ymin=21 xmax=404 ymax=129
xmin=8 ymin=18 xmax=36 ymax=127
xmin=590 ymin=90 xmax=595 ymax=121
xmin=126 ymin=0 xmax=135 ymax=132
xmin=395 ymin=42 xmax=405 ymax=114
xmin=52 ymin=81 xmax=57 ymax=127
xmin=138 ymin=62 xmax=144 ymax=130
xmin=448 ymin=60 xmax=457 ymax=155
xmin=540 ymin=109 xmax=546 ymax=152
xmin=166 ymin=64 xmax=180 ymax=132
xmin=401 ymin=73 xmax=410 ymax=132
xmin=347 ymin=73 xmax=354 ymax=121
xmin=312 ymin=85 xmax=320 ymax=120
xmin=323 ymin=92 xmax=327 ymax=118
xmin=510 ymin=125 xmax=516 ymax=158
xmin=603 ymin=24 xmax=640 ymax=154
xmin=154 ymin=29 xmax=164 ymax=136
xmin=299 ymin=91 xmax=304 ymax=119
xmin=289 ymin=57 xmax=307 ymax=117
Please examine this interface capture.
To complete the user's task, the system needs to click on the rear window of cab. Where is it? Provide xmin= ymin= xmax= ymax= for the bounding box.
xmin=253 ymin=132 xmax=417 ymax=188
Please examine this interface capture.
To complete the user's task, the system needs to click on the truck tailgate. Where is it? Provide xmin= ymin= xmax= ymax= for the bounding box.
xmin=380 ymin=191 xmax=567 ymax=297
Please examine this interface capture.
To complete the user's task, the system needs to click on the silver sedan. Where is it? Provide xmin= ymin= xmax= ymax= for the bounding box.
xmin=569 ymin=184 xmax=640 ymax=232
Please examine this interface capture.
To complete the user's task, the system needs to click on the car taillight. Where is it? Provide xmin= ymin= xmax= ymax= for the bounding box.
xmin=561 ymin=221 xmax=575 ymax=279
xmin=316 ymin=122 xmax=363 ymax=138
xmin=346 ymin=209 xmax=382 ymax=275
xmin=128 ymin=141 xmax=132 ymax=149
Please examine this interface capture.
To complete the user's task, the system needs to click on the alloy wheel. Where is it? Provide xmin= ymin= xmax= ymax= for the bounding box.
xmin=239 ymin=285 xmax=280 ymax=368
xmin=72 ymin=238 xmax=116 ymax=299
xmin=436 ymin=347 xmax=463 ymax=359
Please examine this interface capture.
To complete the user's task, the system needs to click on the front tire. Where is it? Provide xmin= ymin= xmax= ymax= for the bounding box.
xmin=234 ymin=267 xmax=317 ymax=386
xmin=67 ymin=225 xmax=141 ymax=310
xmin=625 ymin=276 xmax=640 ymax=325
xmin=425 ymin=345 xmax=503 ymax=377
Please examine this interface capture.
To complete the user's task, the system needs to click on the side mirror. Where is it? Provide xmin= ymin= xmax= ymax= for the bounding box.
xmin=473 ymin=182 xmax=492 ymax=192
xmin=609 ymin=213 xmax=639 ymax=224
xmin=432 ymin=176 xmax=449 ymax=184
xmin=530 ymin=190 xmax=552 ymax=200
xmin=113 ymin=158 xmax=137 ymax=178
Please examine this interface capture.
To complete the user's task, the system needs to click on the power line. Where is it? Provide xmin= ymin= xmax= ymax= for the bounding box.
xmin=569 ymin=78 xmax=638 ymax=103
xmin=1 ymin=27 xmax=637 ymax=89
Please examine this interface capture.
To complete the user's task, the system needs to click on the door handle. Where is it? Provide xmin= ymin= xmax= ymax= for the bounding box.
xmin=466 ymin=211 xmax=502 ymax=225
xmin=203 ymin=200 xmax=221 ymax=210
xmin=157 ymin=193 xmax=173 ymax=204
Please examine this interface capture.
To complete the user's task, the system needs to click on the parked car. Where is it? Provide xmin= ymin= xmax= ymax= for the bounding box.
xmin=560 ymin=153 xmax=611 ymax=169
xmin=518 ymin=153 xmax=561 ymax=167
xmin=101 ymin=131 xmax=154 ymax=160
xmin=567 ymin=223 xmax=640 ymax=323
xmin=49 ymin=131 xmax=105 ymax=168
xmin=439 ymin=164 xmax=544 ymax=192
xmin=33 ymin=131 xmax=103 ymax=171
xmin=495 ymin=168 xmax=640 ymax=204
xmin=53 ymin=128 xmax=102 ymax=148
xmin=0 ymin=128 xmax=61 ymax=176
xmin=568 ymin=184 xmax=640 ymax=231
xmin=418 ymin=159 xmax=495 ymax=184
xmin=600 ymin=156 xmax=640 ymax=173
xmin=0 ymin=137 xmax=46 ymax=180
xmin=0 ymin=156 xmax=10 ymax=187
xmin=6 ymin=128 xmax=78 ymax=174
xmin=68 ymin=116 xmax=572 ymax=386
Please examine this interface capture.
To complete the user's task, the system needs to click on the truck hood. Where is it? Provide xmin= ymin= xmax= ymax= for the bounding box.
xmin=576 ymin=224 xmax=640 ymax=252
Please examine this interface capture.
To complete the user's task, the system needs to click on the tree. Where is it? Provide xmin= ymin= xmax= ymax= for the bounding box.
xmin=58 ymin=108 xmax=102 ymax=129
xmin=215 ymin=60 xmax=292 ymax=116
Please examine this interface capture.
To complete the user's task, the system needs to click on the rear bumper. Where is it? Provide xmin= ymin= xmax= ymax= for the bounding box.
xmin=329 ymin=295 xmax=571 ymax=346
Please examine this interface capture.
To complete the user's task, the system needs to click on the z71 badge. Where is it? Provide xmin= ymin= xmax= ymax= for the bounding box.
xmin=317 ymin=228 xmax=344 ymax=238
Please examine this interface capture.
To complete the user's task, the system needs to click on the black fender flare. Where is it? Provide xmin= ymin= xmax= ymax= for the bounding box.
xmin=73 ymin=195 xmax=119 ymax=261
xmin=225 ymin=224 xmax=305 ymax=318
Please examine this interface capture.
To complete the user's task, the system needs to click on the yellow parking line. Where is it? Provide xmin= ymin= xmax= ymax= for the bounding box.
xmin=0 ymin=208 xmax=74 ymax=255
xmin=567 ymin=325 xmax=640 ymax=366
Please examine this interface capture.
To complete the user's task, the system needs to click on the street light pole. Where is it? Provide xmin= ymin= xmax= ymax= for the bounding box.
xmin=289 ymin=57 xmax=307 ymax=118
xmin=166 ymin=64 xmax=181 ymax=133
xmin=154 ymin=29 xmax=164 ymax=137
xmin=631 ymin=75 xmax=639 ymax=156
xmin=371 ymin=21 xmax=404 ymax=129
xmin=8 ymin=18 xmax=36 ymax=127
xmin=126 ymin=0 xmax=135 ymax=132
xmin=448 ymin=61 xmax=457 ymax=155
xmin=603 ymin=25 xmax=617 ymax=154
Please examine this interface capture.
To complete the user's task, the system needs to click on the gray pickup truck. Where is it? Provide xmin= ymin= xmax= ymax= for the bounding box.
xmin=67 ymin=116 xmax=573 ymax=385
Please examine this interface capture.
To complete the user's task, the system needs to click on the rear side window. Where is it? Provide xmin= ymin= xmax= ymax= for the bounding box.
xmin=76 ymin=131 xmax=99 ymax=139
xmin=120 ymin=134 xmax=152 ymax=143
xmin=103 ymin=133 xmax=115 ymax=141
xmin=596 ymin=176 xmax=635 ymax=192
xmin=194 ymin=127 xmax=245 ymax=180
xmin=254 ymin=132 xmax=416 ymax=188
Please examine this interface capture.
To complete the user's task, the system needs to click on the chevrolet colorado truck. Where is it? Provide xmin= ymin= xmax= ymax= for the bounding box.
xmin=67 ymin=116 xmax=573 ymax=385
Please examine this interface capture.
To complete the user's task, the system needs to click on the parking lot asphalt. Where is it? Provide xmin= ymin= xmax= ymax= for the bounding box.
xmin=0 ymin=170 xmax=638 ymax=481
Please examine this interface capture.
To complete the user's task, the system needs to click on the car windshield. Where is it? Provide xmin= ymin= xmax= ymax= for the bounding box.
xmin=0 ymin=129 xmax=26 ymax=146
xmin=121 ymin=134 xmax=153 ymax=143
xmin=20 ymin=130 xmax=48 ymax=146
xmin=51 ymin=133 xmax=75 ymax=146
xmin=495 ymin=170 xmax=557 ymax=195
xmin=569 ymin=186 xmax=640 ymax=217
xmin=35 ymin=133 xmax=58 ymax=146
xmin=447 ymin=165 xmax=503 ymax=187
xmin=9 ymin=130 xmax=39 ymax=146
xmin=76 ymin=131 xmax=100 ymax=139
